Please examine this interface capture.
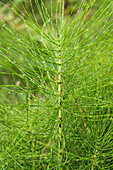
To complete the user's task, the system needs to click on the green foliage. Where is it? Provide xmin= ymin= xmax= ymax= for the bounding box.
xmin=0 ymin=0 xmax=113 ymax=169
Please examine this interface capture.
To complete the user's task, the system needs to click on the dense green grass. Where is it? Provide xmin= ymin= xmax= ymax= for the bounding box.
xmin=0 ymin=0 xmax=113 ymax=169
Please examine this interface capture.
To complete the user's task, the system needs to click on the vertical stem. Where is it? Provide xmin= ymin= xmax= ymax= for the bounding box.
xmin=57 ymin=34 xmax=62 ymax=165
xmin=26 ymin=82 xmax=35 ymax=167
xmin=26 ymin=82 xmax=29 ymax=126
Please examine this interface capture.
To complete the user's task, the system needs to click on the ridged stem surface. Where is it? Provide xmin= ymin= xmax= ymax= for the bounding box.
xmin=57 ymin=34 xmax=62 ymax=164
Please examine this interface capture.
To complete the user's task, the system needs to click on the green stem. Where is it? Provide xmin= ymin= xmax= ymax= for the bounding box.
xmin=57 ymin=33 xmax=62 ymax=166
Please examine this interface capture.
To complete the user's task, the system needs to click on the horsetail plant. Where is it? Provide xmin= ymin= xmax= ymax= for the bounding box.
xmin=0 ymin=0 xmax=113 ymax=169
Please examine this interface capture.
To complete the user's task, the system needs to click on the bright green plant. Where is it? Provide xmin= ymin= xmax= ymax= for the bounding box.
xmin=0 ymin=0 xmax=113 ymax=169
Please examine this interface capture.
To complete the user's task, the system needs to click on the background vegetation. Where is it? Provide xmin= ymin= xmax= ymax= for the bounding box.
xmin=0 ymin=0 xmax=113 ymax=169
